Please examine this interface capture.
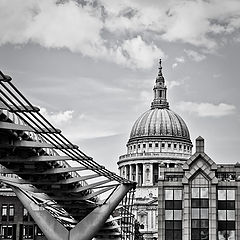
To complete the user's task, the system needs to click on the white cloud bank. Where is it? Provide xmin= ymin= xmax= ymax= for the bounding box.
xmin=1 ymin=0 xmax=240 ymax=68
xmin=184 ymin=49 xmax=206 ymax=62
xmin=177 ymin=102 xmax=236 ymax=117
xmin=40 ymin=107 xmax=74 ymax=126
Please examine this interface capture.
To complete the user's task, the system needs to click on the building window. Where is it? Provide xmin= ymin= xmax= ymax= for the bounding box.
xmin=1 ymin=205 xmax=7 ymax=221
xmin=149 ymin=143 xmax=152 ymax=148
xmin=8 ymin=205 xmax=14 ymax=221
xmin=35 ymin=226 xmax=44 ymax=236
xmin=143 ymin=144 xmax=146 ymax=148
xmin=168 ymin=143 xmax=171 ymax=148
xmin=174 ymin=144 xmax=177 ymax=149
xmin=155 ymin=143 xmax=159 ymax=148
xmin=134 ymin=145 xmax=136 ymax=149
xmin=179 ymin=144 xmax=182 ymax=150
xmin=162 ymin=143 xmax=165 ymax=148
xmin=218 ymin=189 xmax=235 ymax=240
xmin=217 ymin=173 xmax=236 ymax=182
xmin=1 ymin=204 xmax=14 ymax=222
xmin=191 ymin=173 xmax=209 ymax=240
xmin=138 ymin=144 xmax=140 ymax=148
xmin=0 ymin=225 xmax=15 ymax=239
xmin=165 ymin=189 xmax=182 ymax=240
xmin=23 ymin=225 xmax=34 ymax=239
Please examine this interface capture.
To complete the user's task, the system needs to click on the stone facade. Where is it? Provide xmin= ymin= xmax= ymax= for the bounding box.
xmin=159 ymin=136 xmax=239 ymax=240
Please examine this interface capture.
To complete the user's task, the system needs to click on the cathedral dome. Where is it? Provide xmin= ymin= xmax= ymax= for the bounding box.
xmin=129 ymin=108 xmax=191 ymax=143
xmin=128 ymin=59 xmax=191 ymax=145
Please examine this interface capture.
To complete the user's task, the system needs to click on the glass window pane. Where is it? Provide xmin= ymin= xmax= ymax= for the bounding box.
xmin=218 ymin=231 xmax=229 ymax=240
xmin=218 ymin=210 xmax=226 ymax=220
xmin=200 ymin=199 xmax=209 ymax=208
xmin=201 ymin=219 xmax=209 ymax=228
xmin=165 ymin=210 xmax=173 ymax=220
xmin=228 ymin=230 xmax=235 ymax=240
xmin=219 ymin=230 xmax=235 ymax=239
xmin=218 ymin=221 xmax=227 ymax=231
xmin=174 ymin=200 xmax=182 ymax=210
xmin=9 ymin=205 xmax=14 ymax=216
xmin=174 ymin=221 xmax=182 ymax=229
xmin=201 ymin=188 xmax=209 ymax=198
xmin=191 ymin=229 xmax=200 ymax=240
xmin=227 ymin=210 xmax=235 ymax=221
xmin=200 ymin=229 xmax=209 ymax=239
xmin=165 ymin=230 xmax=174 ymax=240
xmin=174 ymin=210 xmax=182 ymax=220
xmin=201 ymin=209 xmax=208 ymax=219
xmin=227 ymin=221 xmax=235 ymax=231
xmin=218 ymin=201 xmax=227 ymax=210
xmin=227 ymin=190 xmax=235 ymax=200
xmin=174 ymin=190 xmax=182 ymax=200
xmin=192 ymin=199 xmax=200 ymax=208
xmin=165 ymin=190 xmax=173 ymax=200
xmin=192 ymin=188 xmax=199 ymax=198
xmin=192 ymin=220 xmax=200 ymax=228
xmin=227 ymin=201 xmax=235 ymax=210
xmin=192 ymin=209 xmax=199 ymax=219
xmin=165 ymin=220 xmax=174 ymax=229
xmin=218 ymin=190 xmax=226 ymax=200
xmin=165 ymin=201 xmax=174 ymax=210
xmin=174 ymin=230 xmax=182 ymax=240
xmin=1 ymin=205 xmax=7 ymax=216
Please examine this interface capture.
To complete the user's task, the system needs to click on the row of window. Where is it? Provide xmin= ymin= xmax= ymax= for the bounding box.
xmin=0 ymin=224 xmax=43 ymax=239
xmin=1 ymin=205 xmax=32 ymax=222
xmin=1 ymin=204 xmax=14 ymax=222
xmin=129 ymin=142 xmax=191 ymax=151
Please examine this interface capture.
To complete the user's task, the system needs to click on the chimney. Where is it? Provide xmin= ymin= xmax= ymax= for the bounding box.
xmin=196 ymin=136 xmax=204 ymax=153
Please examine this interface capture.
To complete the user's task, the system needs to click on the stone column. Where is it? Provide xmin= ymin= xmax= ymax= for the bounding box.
xmin=123 ymin=165 xmax=126 ymax=179
xmin=149 ymin=163 xmax=153 ymax=186
xmin=135 ymin=164 xmax=139 ymax=184
xmin=183 ymin=184 xmax=190 ymax=240
xmin=209 ymin=184 xmax=217 ymax=240
xmin=129 ymin=164 xmax=132 ymax=181
xmin=158 ymin=178 xmax=164 ymax=240
xmin=143 ymin=163 xmax=147 ymax=186
xmin=236 ymin=181 xmax=240 ymax=239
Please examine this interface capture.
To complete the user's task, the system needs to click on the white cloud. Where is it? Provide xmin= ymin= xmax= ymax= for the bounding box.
xmin=167 ymin=80 xmax=183 ymax=89
xmin=172 ymin=56 xmax=185 ymax=68
xmin=117 ymin=36 xmax=164 ymax=69
xmin=1 ymin=0 xmax=240 ymax=66
xmin=40 ymin=107 xmax=74 ymax=126
xmin=184 ymin=49 xmax=206 ymax=62
xmin=177 ymin=101 xmax=236 ymax=117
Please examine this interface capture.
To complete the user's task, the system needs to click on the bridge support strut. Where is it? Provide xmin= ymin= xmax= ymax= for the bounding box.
xmin=11 ymin=183 xmax=132 ymax=240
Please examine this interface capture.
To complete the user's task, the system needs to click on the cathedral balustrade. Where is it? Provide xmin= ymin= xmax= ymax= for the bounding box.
xmin=119 ymin=151 xmax=190 ymax=161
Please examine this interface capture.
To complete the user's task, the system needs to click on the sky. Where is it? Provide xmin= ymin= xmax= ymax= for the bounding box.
xmin=0 ymin=0 xmax=240 ymax=172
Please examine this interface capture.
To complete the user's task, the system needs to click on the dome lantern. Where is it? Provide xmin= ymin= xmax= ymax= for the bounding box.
xmin=151 ymin=59 xmax=169 ymax=109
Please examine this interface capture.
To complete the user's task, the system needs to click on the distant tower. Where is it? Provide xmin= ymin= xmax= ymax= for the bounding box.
xmin=118 ymin=60 xmax=192 ymax=239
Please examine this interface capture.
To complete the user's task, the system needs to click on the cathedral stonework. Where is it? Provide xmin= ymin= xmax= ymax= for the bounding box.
xmin=118 ymin=61 xmax=239 ymax=240
xmin=118 ymin=60 xmax=193 ymax=239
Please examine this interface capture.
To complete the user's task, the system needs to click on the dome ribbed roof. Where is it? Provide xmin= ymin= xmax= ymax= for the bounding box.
xmin=128 ymin=59 xmax=191 ymax=144
xmin=129 ymin=108 xmax=191 ymax=142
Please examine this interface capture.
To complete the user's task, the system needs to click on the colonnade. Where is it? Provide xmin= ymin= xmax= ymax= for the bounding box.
xmin=120 ymin=163 xmax=164 ymax=186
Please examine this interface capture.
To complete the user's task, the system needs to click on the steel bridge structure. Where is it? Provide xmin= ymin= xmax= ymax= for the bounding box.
xmin=0 ymin=71 xmax=136 ymax=240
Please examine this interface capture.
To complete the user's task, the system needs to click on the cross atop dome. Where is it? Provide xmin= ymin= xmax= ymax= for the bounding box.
xmin=151 ymin=59 xmax=169 ymax=109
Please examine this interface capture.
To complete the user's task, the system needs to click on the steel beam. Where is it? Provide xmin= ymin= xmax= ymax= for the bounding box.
xmin=69 ymin=183 xmax=133 ymax=240
xmin=0 ymin=121 xmax=34 ymax=131
xmin=0 ymin=155 xmax=72 ymax=163
xmin=11 ymin=186 xmax=69 ymax=240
